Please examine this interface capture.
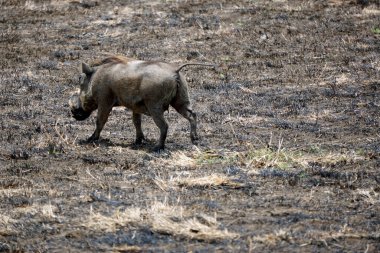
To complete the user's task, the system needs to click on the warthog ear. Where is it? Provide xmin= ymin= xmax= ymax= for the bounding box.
xmin=81 ymin=62 xmax=94 ymax=75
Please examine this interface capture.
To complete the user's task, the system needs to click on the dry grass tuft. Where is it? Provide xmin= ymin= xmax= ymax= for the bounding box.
xmin=81 ymin=201 xmax=238 ymax=241
xmin=245 ymin=143 xmax=367 ymax=174
xmin=168 ymin=151 xmax=197 ymax=167
xmin=39 ymin=203 xmax=59 ymax=218
xmin=0 ymin=214 xmax=18 ymax=236
xmin=151 ymin=148 xmax=241 ymax=170
xmin=149 ymin=201 xmax=238 ymax=241
xmin=8 ymin=203 xmax=59 ymax=220
xmin=246 ymin=147 xmax=302 ymax=173
xmin=154 ymin=173 xmax=246 ymax=191
xmin=301 ymin=150 xmax=366 ymax=167
xmin=251 ymin=229 xmax=294 ymax=245
xmin=306 ymin=228 xmax=380 ymax=245
xmin=84 ymin=207 xmax=142 ymax=233
xmin=150 ymin=151 xmax=196 ymax=169
xmin=111 ymin=245 xmax=142 ymax=252
xmin=174 ymin=174 xmax=243 ymax=188
xmin=355 ymin=188 xmax=379 ymax=205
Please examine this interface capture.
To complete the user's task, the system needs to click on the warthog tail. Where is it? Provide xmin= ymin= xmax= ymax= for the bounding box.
xmin=176 ymin=63 xmax=215 ymax=73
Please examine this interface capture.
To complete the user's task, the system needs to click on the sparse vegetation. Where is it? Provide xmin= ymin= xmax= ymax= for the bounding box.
xmin=371 ymin=27 xmax=380 ymax=34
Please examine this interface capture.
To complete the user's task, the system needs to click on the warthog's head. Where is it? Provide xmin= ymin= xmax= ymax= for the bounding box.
xmin=69 ymin=93 xmax=92 ymax=121
xmin=69 ymin=63 xmax=96 ymax=121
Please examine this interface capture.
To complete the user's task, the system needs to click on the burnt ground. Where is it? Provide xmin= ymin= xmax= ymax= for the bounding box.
xmin=0 ymin=0 xmax=380 ymax=252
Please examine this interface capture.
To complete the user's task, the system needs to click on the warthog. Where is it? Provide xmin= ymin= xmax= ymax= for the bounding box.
xmin=69 ymin=55 xmax=213 ymax=151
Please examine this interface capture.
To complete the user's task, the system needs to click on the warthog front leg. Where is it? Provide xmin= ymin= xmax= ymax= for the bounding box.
xmin=87 ymin=103 xmax=113 ymax=142
xmin=132 ymin=112 xmax=145 ymax=144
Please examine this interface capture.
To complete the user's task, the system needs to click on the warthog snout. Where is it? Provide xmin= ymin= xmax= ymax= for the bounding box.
xmin=71 ymin=107 xmax=91 ymax=121
xmin=69 ymin=94 xmax=91 ymax=121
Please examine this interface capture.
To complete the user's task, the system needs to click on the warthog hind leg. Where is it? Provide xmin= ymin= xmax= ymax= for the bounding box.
xmin=132 ymin=112 xmax=145 ymax=144
xmin=149 ymin=109 xmax=168 ymax=152
xmin=175 ymin=105 xmax=198 ymax=144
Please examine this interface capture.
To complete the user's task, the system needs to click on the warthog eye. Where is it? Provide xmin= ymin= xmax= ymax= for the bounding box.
xmin=78 ymin=73 xmax=87 ymax=85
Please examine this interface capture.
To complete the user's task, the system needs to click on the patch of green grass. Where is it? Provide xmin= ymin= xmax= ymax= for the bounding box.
xmin=195 ymin=146 xmax=305 ymax=170
xmin=221 ymin=56 xmax=231 ymax=62
xmin=306 ymin=145 xmax=323 ymax=154
xmin=194 ymin=144 xmax=367 ymax=173
xmin=246 ymin=147 xmax=303 ymax=170
xmin=371 ymin=27 xmax=380 ymax=35
xmin=195 ymin=150 xmax=238 ymax=165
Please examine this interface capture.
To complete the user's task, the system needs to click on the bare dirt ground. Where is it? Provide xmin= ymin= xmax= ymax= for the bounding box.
xmin=1 ymin=0 xmax=379 ymax=252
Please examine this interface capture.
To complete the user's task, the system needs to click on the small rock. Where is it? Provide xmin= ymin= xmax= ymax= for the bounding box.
xmin=186 ymin=51 xmax=200 ymax=60
xmin=0 ymin=242 xmax=10 ymax=251
xmin=38 ymin=60 xmax=58 ymax=70
xmin=10 ymin=149 xmax=30 ymax=160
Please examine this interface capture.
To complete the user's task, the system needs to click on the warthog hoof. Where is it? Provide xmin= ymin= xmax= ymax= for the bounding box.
xmin=134 ymin=136 xmax=146 ymax=145
xmin=152 ymin=145 xmax=165 ymax=153
xmin=191 ymin=134 xmax=199 ymax=144
xmin=86 ymin=134 xmax=99 ymax=143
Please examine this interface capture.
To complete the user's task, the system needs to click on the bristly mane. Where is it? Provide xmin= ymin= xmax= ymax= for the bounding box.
xmin=91 ymin=55 xmax=130 ymax=67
